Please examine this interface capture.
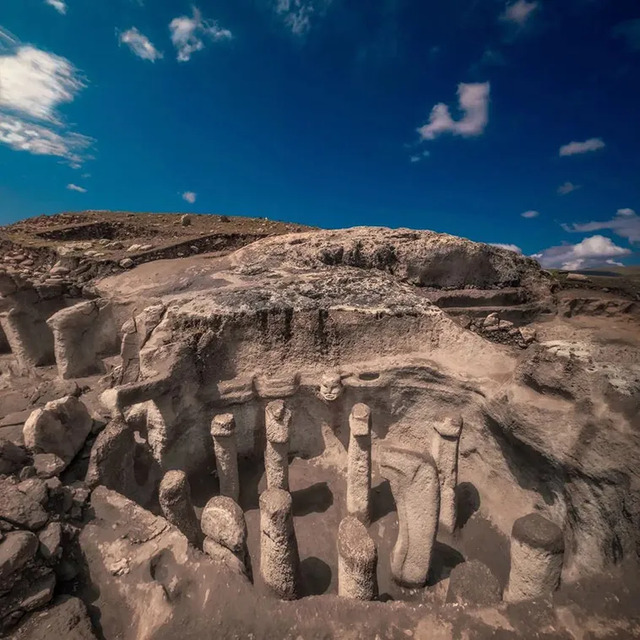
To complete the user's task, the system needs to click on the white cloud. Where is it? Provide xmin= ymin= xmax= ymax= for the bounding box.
xmin=45 ymin=0 xmax=66 ymax=14
xmin=0 ymin=115 xmax=91 ymax=164
xmin=521 ymin=210 xmax=540 ymax=219
xmin=417 ymin=82 xmax=490 ymax=141
xmin=409 ymin=150 xmax=430 ymax=163
xmin=562 ymin=208 xmax=640 ymax=244
xmin=169 ymin=7 xmax=232 ymax=62
xmin=489 ymin=243 xmax=523 ymax=254
xmin=67 ymin=183 xmax=86 ymax=193
xmin=119 ymin=28 xmax=163 ymax=62
xmin=533 ymin=235 xmax=631 ymax=270
xmin=275 ymin=0 xmax=333 ymax=36
xmin=182 ymin=191 xmax=197 ymax=204
xmin=557 ymin=181 xmax=581 ymax=195
xmin=0 ymin=45 xmax=84 ymax=122
xmin=500 ymin=1 xmax=539 ymax=26
xmin=559 ymin=138 xmax=605 ymax=157
xmin=0 ymin=42 xmax=90 ymax=164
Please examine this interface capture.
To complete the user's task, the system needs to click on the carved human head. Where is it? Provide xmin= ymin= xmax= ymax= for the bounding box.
xmin=319 ymin=371 xmax=344 ymax=402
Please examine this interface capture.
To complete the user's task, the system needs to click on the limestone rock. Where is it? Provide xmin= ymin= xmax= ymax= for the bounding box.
xmin=446 ymin=560 xmax=502 ymax=606
xmin=23 ymin=396 xmax=92 ymax=469
xmin=0 ymin=531 xmax=38 ymax=582
xmin=38 ymin=522 xmax=63 ymax=562
xmin=16 ymin=478 xmax=48 ymax=506
xmin=0 ymin=479 xmax=48 ymax=530
xmin=33 ymin=453 xmax=66 ymax=479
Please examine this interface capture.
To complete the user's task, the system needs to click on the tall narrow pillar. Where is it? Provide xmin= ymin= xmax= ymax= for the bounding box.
xmin=211 ymin=413 xmax=239 ymax=502
xmin=338 ymin=515 xmax=378 ymax=600
xmin=431 ymin=415 xmax=463 ymax=533
xmin=158 ymin=470 xmax=201 ymax=546
xmin=259 ymin=488 xmax=300 ymax=600
xmin=347 ymin=403 xmax=372 ymax=525
xmin=505 ymin=513 xmax=564 ymax=602
xmin=380 ymin=445 xmax=440 ymax=588
xmin=264 ymin=400 xmax=292 ymax=490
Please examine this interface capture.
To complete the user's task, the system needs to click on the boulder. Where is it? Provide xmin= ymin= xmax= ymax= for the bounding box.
xmin=0 ymin=438 xmax=28 ymax=475
xmin=0 ymin=531 xmax=38 ymax=582
xmin=23 ymin=396 xmax=92 ymax=469
xmin=0 ymin=479 xmax=48 ymax=530
xmin=446 ymin=560 xmax=502 ymax=606
xmin=38 ymin=522 xmax=62 ymax=562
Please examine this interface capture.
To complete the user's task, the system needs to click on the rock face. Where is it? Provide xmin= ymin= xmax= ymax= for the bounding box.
xmin=23 ymin=396 xmax=92 ymax=470
xmin=0 ymin=478 xmax=49 ymax=530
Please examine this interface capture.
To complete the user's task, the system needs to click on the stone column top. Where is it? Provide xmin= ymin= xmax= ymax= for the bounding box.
xmin=211 ymin=413 xmax=235 ymax=437
xmin=349 ymin=403 xmax=371 ymax=437
xmin=512 ymin=513 xmax=564 ymax=553
xmin=265 ymin=400 xmax=292 ymax=443
xmin=434 ymin=416 xmax=463 ymax=439
xmin=259 ymin=488 xmax=292 ymax=521
xmin=158 ymin=470 xmax=189 ymax=505
xmin=338 ymin=516 xmax=376 ymax=567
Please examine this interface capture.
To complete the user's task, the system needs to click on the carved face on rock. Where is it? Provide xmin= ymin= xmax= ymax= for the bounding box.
xmin=319 ymin=372 xmax=344 ymax=402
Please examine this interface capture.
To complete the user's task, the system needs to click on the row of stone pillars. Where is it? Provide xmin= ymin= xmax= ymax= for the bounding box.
xmin=160 ymin=402 xmax=565 ymax=603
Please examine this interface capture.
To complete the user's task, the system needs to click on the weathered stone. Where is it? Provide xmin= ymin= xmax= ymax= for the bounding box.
xmin=446 ymin=560 xmax=502 ymax=605
xmin=347 ymin=403 xmax=372 ymax=525
xmin=33 ymin=453 xmax=66 ymax=479
xmin=211 ymin=413 xmax=239 ymax=501
xmin=38 ymin=522 xmax=63 ymax=562
xmin=338 ymin=516 xmax=377 ymax=600
xmin=0 ymin=479 xmax=48 ymax=530
xmin=16 ymin=478 xmax=48 ymax=506
xmin=319 ymin=371 xmax=344 ymax=402
xmin=431 ymin=415 xmax=463 ymax=532
xmin=259 ymin=488 xmax=300 ymax=600
xmin=158 ymin=470 xmax=200 ymax=546
xmin=0 ymin=531 xmax=38 ymax=581
xmin=505 ymin=513 xmax=565 ymax=602
xmin=380 ymin=445 xmax=440 ymax=588
xmin=264 ymin=400 xmax=291 ymax=490
xmin=23 ymin=396 xmax=92 ymax=469
xmin=0 ymin=438 xmax=28 ymax=475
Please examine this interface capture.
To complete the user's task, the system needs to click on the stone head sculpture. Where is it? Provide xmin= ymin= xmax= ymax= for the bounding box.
xmin=319 ymin=371 xmax=344 ymax=403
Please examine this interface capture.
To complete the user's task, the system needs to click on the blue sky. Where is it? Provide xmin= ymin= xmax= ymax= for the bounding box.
xmin=1 ymin=0 xmax=639 ymax=269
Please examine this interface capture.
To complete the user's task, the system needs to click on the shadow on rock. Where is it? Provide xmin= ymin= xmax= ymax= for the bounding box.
xmin=292 ymin=482 xmax=333 ymax=516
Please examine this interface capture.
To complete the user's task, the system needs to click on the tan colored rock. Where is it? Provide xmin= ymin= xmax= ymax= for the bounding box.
xmin=431 ymin=415 xmax=463 ymax=532
xmin=0 ymin=531 xmax=38 ymax=581
xmin=347 ymin=403 xmax=372 ymax=525
xmin=259 ymin=488 xmax=300 ymax=600
xmin=158 ymin=470 xmax=201 ymax=546
xmin=380 ymin=445 xmax=440 ymax=588
xmin=337 ymin=516 xmax=377 ymax=600
xmin=211 ymin=413 xmax=239 ymax=501
xmin=505 ymin=513 xmax=565 ymax=602
xmin=264 ymin=400 xmax=291 ymax=490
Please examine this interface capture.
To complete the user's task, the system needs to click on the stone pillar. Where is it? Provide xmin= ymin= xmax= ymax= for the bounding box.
xmin=259 ymin=488 xmax=300 ymax=600
xmin=338 ymin=515 xmax=378 ymax=600
xmin=201 ymin=495 xmax=250 ymax=578
xmin=380 ymin=445 xmax=440 ymax=588
xmin=264 ymin=400 xmax=292 ymax=491
xmin=158 ymin=470 xmax=201 ymax=546
xmin=211 ymin=413 xmax=239 ymax=502
xmin=505 ymin=513 xmax=564 ymax=602
xmin=347 ymin=403 xmax=372 ymax=525
xmin=431 ymin=415 xmax=463 ymax=533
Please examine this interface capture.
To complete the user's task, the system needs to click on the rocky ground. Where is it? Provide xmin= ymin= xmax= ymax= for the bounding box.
xmin=0 ymin=212 xmax=639 ymax=639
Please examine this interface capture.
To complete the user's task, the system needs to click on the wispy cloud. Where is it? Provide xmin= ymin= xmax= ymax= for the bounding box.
xmin=562 ymin=208 xmax=640 ymax=244
xmin=533 ymin=235 xmax=631 ymax=270
xmin=182 ymin=191 xmax=197 ymax=203
xmin=169 ymin=7 xmax=232 ymax=62
xmin=500 ymin=0 xmax=539 ymax=27
xmin=613 ymin=19 xmax=640 ymax=52
xmin=521 ymin=210 xmax=540 ymax=219
xmin=118 ymin=28 xmax=163 ymax=62
xmin=0 ymin=39 xmax=91 ymax=164
xmin=45 ymin=0 xmax=66 ymax=14
xmin=410 ymin=150 xmax=430 ymax=163
xmin=417 ymin=82 xmax=490 ymax=141
xmin=275 ymin=0 xmax=333 ymax=36
xmin=67 ymin=183 xmax=87 ymax=193
xmin=559 ymin=138 xmax=605 ymax=157
xmin=489 ymin=243 xmax=522 ymax=253
xmin=557 ymin=181 xmax=581 ymax=195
